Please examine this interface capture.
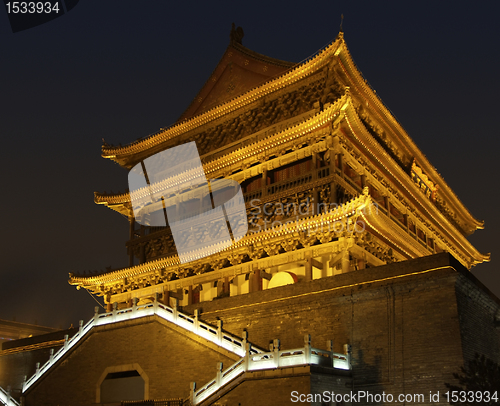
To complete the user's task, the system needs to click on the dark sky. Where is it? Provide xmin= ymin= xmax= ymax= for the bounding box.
xmin=1 ymin=1 xmax=498 ymax=329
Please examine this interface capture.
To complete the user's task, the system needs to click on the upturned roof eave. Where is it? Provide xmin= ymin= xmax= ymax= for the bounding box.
xmin=334 ymin=37 xmax=485 ymax=233
xmin=72 ymin=182 xmax=490 ymax=289
xmin=340 ymin=102 xmax=489 ymax=267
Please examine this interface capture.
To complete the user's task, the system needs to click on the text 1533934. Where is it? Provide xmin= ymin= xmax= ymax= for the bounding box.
xmin=5 ymin=2 xmax=60 ymax=13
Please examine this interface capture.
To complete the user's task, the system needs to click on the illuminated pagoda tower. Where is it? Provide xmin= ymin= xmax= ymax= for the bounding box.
xmin=18 ymin=27 xmax=497 ymax=406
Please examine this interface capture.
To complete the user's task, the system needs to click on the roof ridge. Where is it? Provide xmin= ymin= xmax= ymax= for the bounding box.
xmin=101 ymin=37 xmax=343 ymax=161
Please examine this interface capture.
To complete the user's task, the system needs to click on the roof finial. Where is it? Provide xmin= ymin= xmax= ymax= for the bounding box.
xmin=340 ymin=14 xmax=344 ymax=32
xmin=230 ymin=23 xmax=244 ymax=45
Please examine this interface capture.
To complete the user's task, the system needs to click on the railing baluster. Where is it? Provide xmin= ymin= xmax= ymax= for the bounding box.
xmin=273 ymin=339 xmax=280 ymax=368
xmin=327 ymin=340 xmax=333 ymax=367
xmin=194 ymin=309 xmax=200 ymax=333
xmin=190 ymin=382 xmax=196 ymax=405
xmin=343 ymin=343 xmax=352 ymax=369
xmin=215 ymin=362 xmax=223 ymax=388
xmin=172 ymin=298 xmax=178 ymax=322
xmin=304 ymin=334 xmax=311 ymax=364
xmin=216 ymin=320 xmax=223 ymax=345
xmin=154 ymin=292 xmax=159 ymax=312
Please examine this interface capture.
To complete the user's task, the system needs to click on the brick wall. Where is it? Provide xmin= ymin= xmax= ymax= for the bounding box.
xmin=183 ymin=253 xmax=492 ymax=403
xmin=455 ymin=272 xmax=500 ymax=363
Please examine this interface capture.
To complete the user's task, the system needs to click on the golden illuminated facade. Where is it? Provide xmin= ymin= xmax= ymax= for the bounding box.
xmin=69 ymin=29 xmax=489 ymax=311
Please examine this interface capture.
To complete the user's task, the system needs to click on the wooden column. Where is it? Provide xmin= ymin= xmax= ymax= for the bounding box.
xmin=361 ymin=175 xmax=367 ymax=189
xmin=140 ymin=225 xmax=146 ymax=264
xmin=106 ymin=294 xmax=113 ymax=312
xmin=357 ymin=256 xmax=366 ymax=270
xmin=224 ymin=277 xmax=229 ymax=294
xmin=328 ymin=148 xmax=335 ymax=172
xmin=253 ymin=269 xmax=261 ymax=292
xmin=187 ymin=285 xmax=193 ymax=306
xmin=341 ymin=249 xmax=350 ymax=274
xmin=312 ymin=153 xmax=318 ymax=180
xmin=129 ymin=217 xmax=135 ymax=239
xmin=330 ymin=182 xmax=338 ymax=205
xmin=162 ymin=290 xmax=170 ymax=306
xmin=312 ymin=188 xmax=319 ymax=215
xmin=262 ymin=168 xmax=268 ymax=197
xmin=305 ymin=258 xmax=313 ymax=282
xmin=128 ymin=218 xmax=135 ymax=266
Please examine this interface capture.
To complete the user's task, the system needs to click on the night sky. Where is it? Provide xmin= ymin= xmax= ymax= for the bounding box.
xmin=1 ymin=1 xmax=498 ymax=329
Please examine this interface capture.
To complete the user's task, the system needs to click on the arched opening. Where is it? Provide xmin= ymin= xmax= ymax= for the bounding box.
xmin=101 ymin=370 xmax=144 ymax=403
xmin=97 ymin=364 xmax=149 ymax=404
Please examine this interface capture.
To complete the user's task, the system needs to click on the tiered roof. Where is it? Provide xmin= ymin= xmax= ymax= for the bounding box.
xmin=74 ymin=30 xmax=489 ymax=293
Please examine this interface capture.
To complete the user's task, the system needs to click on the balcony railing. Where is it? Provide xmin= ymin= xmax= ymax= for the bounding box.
xmin=191 ymin=336 xmax=351 ymax=405
xmin=0 ymin=386 xmax=19 ymax=406
xmin=126 ymin=165 xmax=433 ymax=266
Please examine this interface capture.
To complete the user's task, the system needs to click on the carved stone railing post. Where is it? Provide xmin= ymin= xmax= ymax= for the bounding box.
xmin=327 ymin=340 xmax=334 ymax=367
xmin=343 ymin=343 xmax=352 ymax=369
xmin=172 ymin=298 xmax=178 ymax=321
xmin=194 ymin=309 xmax=200 ymax=333
xmin=242 ymin=330 xmax=248 ymax=351
xmin=304 ymin=334 xmax=311 ymax=364
xmin=215 ymin=362 xmax=223 ymax=388
xmin=112 ymin=302 xmax=118 ymax=322
xmin=79 ymin=320 xmax=83 ymax=334
xmin=190 ymin=382 xmax=196 ymax=405
xmin=35 ymin=363 xmax=40 ymax=375
xmin=64 ymin=335 xmax=69 ymax=350
xmin=94 ymin=306 xmax=99 ymax=322
xmin=244 ymin=342 xmax=251 ymax=371
xmin=217 ymin=320 xmax=223 ymax=345
xmin=153 ymin=292 xmax=159 ymax=312
xmin=132 ymin=297 xmax=138 ymax=316
xmin=49 ymin=348 xmax=54 ymax=362
xmin=273 ymin=338 xmax=280 ymax=368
